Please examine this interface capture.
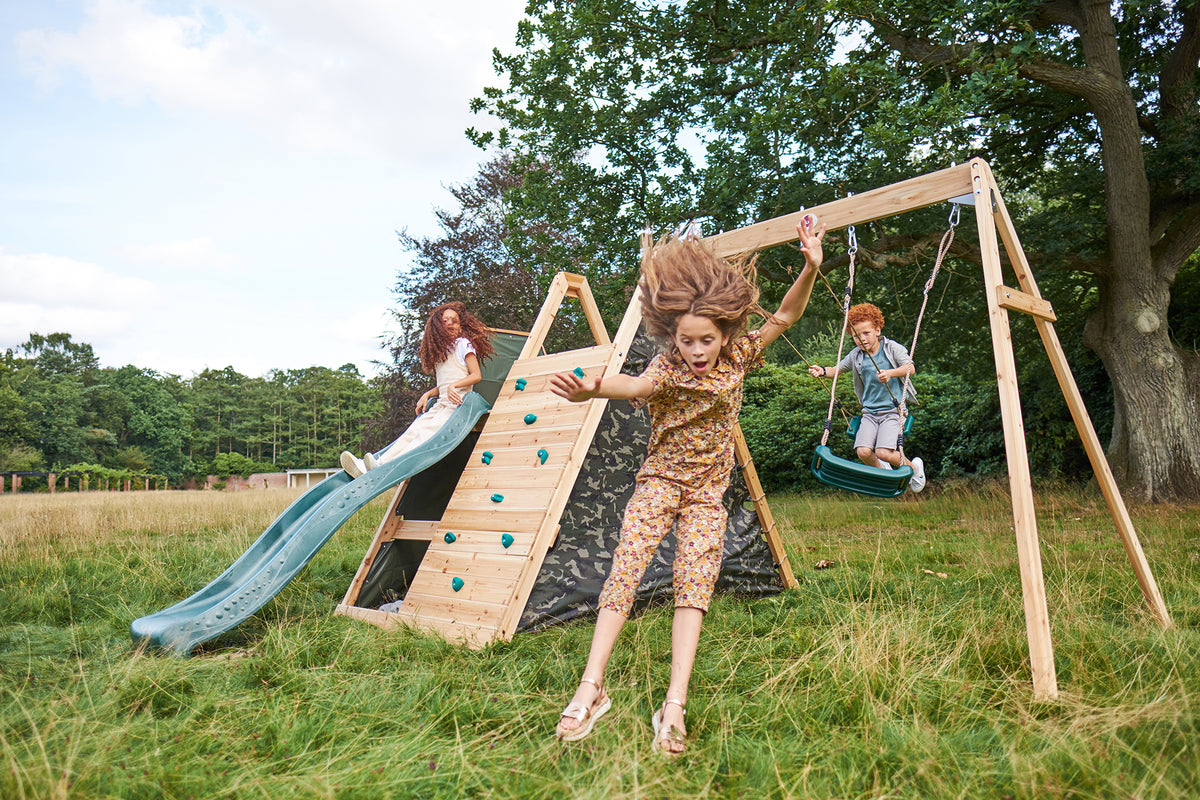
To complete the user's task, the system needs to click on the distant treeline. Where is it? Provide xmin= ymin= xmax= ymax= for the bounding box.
xmin=1 ymin=333 xmax=381 ymax=484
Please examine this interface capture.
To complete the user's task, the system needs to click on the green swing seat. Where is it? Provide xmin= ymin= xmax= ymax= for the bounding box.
xmin=811 ymin=445 xmax=914 ymax=498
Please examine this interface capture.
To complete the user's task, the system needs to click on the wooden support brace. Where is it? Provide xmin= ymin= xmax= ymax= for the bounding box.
xmin=997 ymin=285 xmax=1056 ymax=321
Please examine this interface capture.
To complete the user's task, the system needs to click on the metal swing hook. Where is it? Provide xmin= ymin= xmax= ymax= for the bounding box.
xmin=847 ymin=224 xmax=858 ymax=256
xmin=948 ymin=202 xmax=962 ymax=227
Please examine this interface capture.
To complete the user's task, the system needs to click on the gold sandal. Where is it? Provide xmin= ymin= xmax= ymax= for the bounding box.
xmin=555 ymin=677 xmax=611 ymax=742
xmin=651 ymin=697 xmax=687 ymax=757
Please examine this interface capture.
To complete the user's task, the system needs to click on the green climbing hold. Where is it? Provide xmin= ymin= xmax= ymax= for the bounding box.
xmin=573 ymin=367 xmax=584 ymax=378
xmin=490 ymin=493 xmax=504 ymax=503
xmin=515 ymin=378 xmax=527 ymax=390
xmin=481 ymin=451 xmax=493 ymax=464
xmin=537 ymin=448 xmax=549 ymax=464
xmin=444 ymin=532 xmax=457 ymax=544
xmin=451 ymin=577 xmax=464 ymax=592
xmin=524 ymin=414 xmax=537 ymax=425
xmin=501 ymin=534 xmax=514 ymax=549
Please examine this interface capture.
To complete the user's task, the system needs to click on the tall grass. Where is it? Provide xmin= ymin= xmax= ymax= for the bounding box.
xmin=1 ymin=486 xmax=1198 ymax=798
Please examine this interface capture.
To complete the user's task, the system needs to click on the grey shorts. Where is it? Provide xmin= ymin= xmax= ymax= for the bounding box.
xmin=854 ymin=409 xmax=902 ymax=451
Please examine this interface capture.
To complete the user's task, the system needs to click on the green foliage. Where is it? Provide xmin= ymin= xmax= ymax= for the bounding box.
xmin=2 ymin=333 xmax=382 ymax=482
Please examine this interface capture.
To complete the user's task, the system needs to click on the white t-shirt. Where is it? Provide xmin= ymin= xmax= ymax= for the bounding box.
xmin=453 ymin=337 xmax=477 ymax=366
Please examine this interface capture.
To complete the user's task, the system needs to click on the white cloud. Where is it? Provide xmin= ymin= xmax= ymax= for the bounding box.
xmin=0 ymin=248 xmax=158 ymax=308
xmin=16 ymin=0 xmax=522 ymax=159
xmin=0 ymin=247 xmax=161 ymax=350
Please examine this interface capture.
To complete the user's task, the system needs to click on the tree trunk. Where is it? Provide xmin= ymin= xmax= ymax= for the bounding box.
xmin=1073 ymin=0 xmax=1200 ymax=501
xmin=1085 ymin=277 xmax=1200 ymax=502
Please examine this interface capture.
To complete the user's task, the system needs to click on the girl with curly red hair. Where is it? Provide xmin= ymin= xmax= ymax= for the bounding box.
xmin=340 ymin=302 xmax=494 ymax=477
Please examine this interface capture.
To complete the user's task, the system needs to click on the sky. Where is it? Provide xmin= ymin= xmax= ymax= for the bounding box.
xmin=0 ymin=0 xmax=527 ymax=379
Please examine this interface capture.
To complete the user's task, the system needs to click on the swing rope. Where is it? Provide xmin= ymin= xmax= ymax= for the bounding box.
xmin=820 ymin=223 xmax=858 ymax=448
xmin=894 ymin=202 xmax=959 ymax=449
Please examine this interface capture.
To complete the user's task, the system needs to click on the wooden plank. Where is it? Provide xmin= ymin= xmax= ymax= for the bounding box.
xmin=485 ymin=401 xmax=592 ymax=431
xmin=704 ymin=161 xmax=976 ymax=257
xmin=439 ymin=507 xmax=549 ymax=532
xmin=997 ymin=285 xmax=1056 ymax=321
xmin=384 ymin=520 xmax=439 ymax=542
xmin=972 ymin=161 xmax=1058 ymax=701
xmin=487 ymin=388 xmax=593 ymax=416
xmin=980 ymin=160 xmax=1170 ymax=628
xmin=461 ymin=441 xmax=575 ymax=470
xmin=454 ymin=465 xmax=567 ymax=491
xmin=476 ymin=426 xmax=582 ymax=450
xmin=507 ymin=346 xmax=613 ymax=379
xmin=405 ymin=568 xmax=520 ymax=606
xmin=398 ymin=591 xmax=509 ymax=625
xmin=733 ymin=424 xmax=797 ymax=589
xmin=449 ymin=485 xmax=558 ymax=510
xmin=429 ymin=528 xmax=537 ymax=557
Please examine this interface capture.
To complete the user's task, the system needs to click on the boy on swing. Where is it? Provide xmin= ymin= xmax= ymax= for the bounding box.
xmin=808 ymin=302 xmax=927 ymax=492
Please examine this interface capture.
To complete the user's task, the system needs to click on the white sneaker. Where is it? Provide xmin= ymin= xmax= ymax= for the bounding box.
xmin=909 ymin=457 xmax=926 ymax=493
xmin=340 ymin=450 xmax=366 ymax=478
xmin=364 ymin=453 xmax=379 ymax=471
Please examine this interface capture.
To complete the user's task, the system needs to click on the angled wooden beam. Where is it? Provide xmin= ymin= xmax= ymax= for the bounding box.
xmin=981 ymin=161 xmax=1172 ymax=629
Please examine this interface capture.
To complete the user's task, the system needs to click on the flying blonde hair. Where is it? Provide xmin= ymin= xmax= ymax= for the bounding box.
xmin=638 ymin=235 xmax=765 ymax=357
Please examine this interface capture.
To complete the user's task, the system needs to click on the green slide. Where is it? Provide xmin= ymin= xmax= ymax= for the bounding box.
xmin=130 ymin=392 xmax=492 ymax=655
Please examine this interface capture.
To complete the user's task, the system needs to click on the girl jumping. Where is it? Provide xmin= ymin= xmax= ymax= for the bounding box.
xmin=549 ymin=216 xmax=825 ymax=756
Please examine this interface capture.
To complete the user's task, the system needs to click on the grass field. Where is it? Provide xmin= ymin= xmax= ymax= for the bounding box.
xmin=1 ymin=485 xmax=1198 ymax=799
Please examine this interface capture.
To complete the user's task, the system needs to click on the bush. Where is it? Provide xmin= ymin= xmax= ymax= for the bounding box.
xmin=740 ymin=361 xmax=1100 ymax=491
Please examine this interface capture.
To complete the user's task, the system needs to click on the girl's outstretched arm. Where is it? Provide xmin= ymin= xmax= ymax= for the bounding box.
xmin=759 ymin=216 xmax=826 ymax=347
xmin=549 ymin=371 xmax=653 ymax=403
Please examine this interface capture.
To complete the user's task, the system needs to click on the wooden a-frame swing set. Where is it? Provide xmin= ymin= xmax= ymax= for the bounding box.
xmin=704 ymin=157 xmax=1171 ymax=700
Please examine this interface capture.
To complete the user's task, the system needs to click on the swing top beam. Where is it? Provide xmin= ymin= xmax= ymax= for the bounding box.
xmin=705 ymin=160 xmax=978 ymax=258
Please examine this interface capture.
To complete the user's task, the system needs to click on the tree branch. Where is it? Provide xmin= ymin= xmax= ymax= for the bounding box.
xmin=1151 ymin=201 xmax=1200 ymax=281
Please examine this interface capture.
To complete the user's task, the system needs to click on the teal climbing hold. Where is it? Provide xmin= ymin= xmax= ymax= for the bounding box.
xmin=490 ymin=493 xmax=504 ymax=503
xmin=444 ymin=531 xmax=457 ymax=544
xmin=573 ymin=366 xmax=584 ymax=378
xmin=451 ymin=577 xmax=464 ymax=592
xmin=537 ymin=448 xmax=549 ymax=464
xmin=481 ymin=451 xmax=493 ymax=464
xmin=515 ymin=378 xmax=527 ymax=390
xmin=524 ymin=414 xmax=537 ymax=425
xmin=501 ymin=534 xmax=514 ymax=549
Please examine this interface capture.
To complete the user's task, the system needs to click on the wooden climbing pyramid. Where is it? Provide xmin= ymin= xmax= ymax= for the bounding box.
xmin=337 ymin=269 xmax=796 ymax=647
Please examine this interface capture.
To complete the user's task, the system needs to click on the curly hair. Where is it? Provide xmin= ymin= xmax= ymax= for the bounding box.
xmin=846 ymin=302 xmax=885 ymax=332
xmin=418 ymin=301 xmax=495 ymax=373
xmin=639 ymin=236 xmax=764 ymax=358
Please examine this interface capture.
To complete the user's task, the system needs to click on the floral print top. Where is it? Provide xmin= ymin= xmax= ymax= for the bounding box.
xmin=632 ymin=331 xmax=766 ymax=489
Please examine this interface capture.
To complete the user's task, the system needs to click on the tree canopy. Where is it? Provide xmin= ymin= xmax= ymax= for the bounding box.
xmin=470 ymin=0 xmax=1200 ymax=501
